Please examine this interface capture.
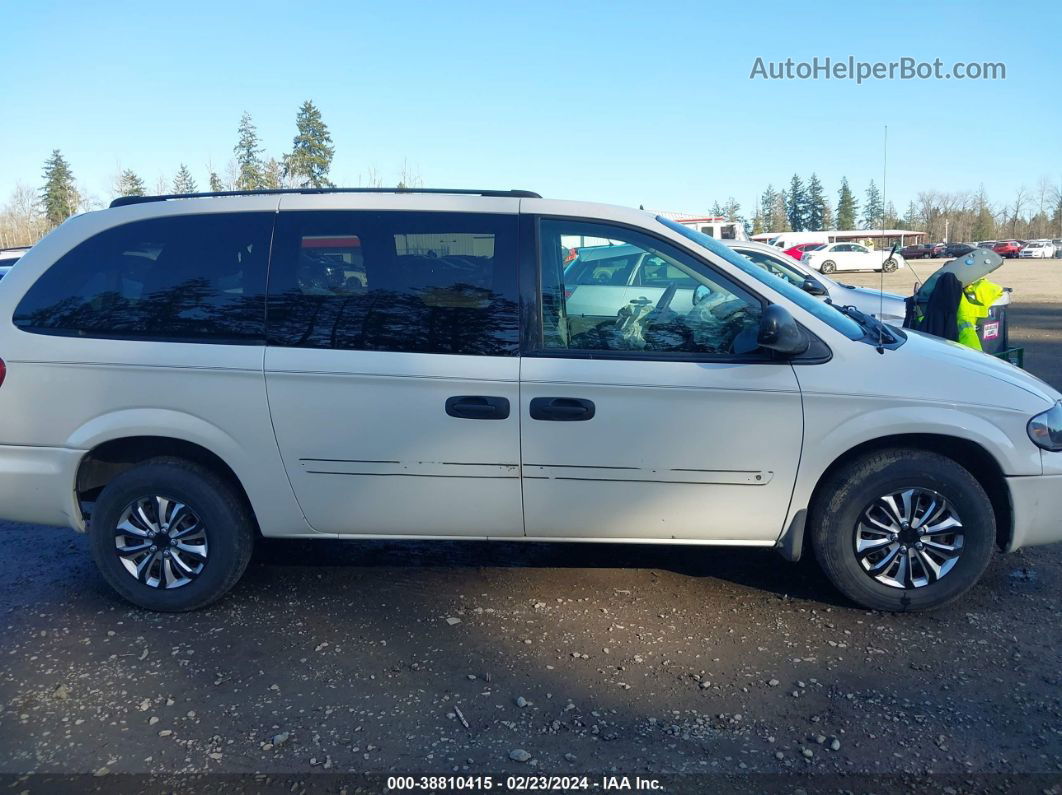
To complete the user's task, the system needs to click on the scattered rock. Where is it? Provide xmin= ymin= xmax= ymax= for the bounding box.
xmin=272 ymin=732 xmax=290 ymax=747
xmin=768 ymin=679 xmax=780 ymax=687
xmin=830 ymin=738 xmax=841 ymax=752
xmin=509 ymin=749 xmax=532 ymax=763
xmin=446 ymin=617 xmax=462 ymax=626
xmin=515 ymin=696 xmax=528 ymax=708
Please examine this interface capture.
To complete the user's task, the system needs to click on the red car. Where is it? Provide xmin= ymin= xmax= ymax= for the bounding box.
xmin=992 ymin=240 xmax=1024 ymax=258
xmin=783 ymin=242 xmax=825 ymax=261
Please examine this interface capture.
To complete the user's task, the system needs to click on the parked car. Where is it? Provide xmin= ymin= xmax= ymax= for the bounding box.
xmin=1019 ymin=241 xmax=1056 ymax=259
xmin=0 ymin=246 xmax=28 ymax=280
xmin=1 ymin=187 xmax=1060 ymax=614
xmin=782 ymin=242 xmax=825 ymax=261
xmin=726 ymin=240 xmax=907 ymax=325
xmin=943 ymin=243 xmax=977 ymax=259
xmin=993 ymin=240 xmax=1024 ymax=258
xmin=900 ymin=243 xmax=935 ymax=259
xmin=977 ymin=241 xmax=997 ymax=249
xmin=1053 ymin=240 xmax=1062 ymax=258
xmin=802 ymin=242 xmax=905 ymax=274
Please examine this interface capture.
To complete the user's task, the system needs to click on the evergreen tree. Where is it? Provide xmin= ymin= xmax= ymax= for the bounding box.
xmin=751 ymin=210 xmax=764 ymax=235
xmin=884 ymin=201 xmax=899 ymax=228
xmin=115 ymin=169 xmax=146 ymax=197
xmin=772 ymin=191 xmax=792 ymax=232
xmin=785 ymin=174 xmax=807 ymax=231
xmin=759 ymin=185 xmax=777 ymax=230
xmin=40 ymin=150 xmax=79 ymax=226
xmin=172 ymin=163 xmax=197 ymax=194
xmin=805 ymin=173 xmax=829 ymax=231
xmin=836 ymin=177 xmax=858 ymax=230
xmin=709 ymin=200 xmax=725 ymax=217
xmin=861 ymin=179 xmax=884 ymax=230
xmin=234 ymin=112 xmax=264 ymax=190
xmin=283 ymin=100 xmax=335 ymax=188
xmin=722 ymin=197 xmax=741 ymax=223
xmin=902 ymin=200 xmax=920 ymax=229
xmin=262 ymin=158 xmax=284 ymax=189
xmin=208 ymin=171 xmax=225 ymax=192
xmin=971 ymin=186 xmax=995 ymax=241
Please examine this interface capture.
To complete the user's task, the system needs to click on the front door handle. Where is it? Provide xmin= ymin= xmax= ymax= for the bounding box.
xmin=529 ymin=397 xmax=595 ymax=421
xmin=445 ymin=396 xmax=510 ymax=420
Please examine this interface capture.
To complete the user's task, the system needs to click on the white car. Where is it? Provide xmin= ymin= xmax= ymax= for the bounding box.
xmin=1019 ymin=241 xmax=1056 ymax=259
xmin=1 ymin=188 xmax=1060 ymax=614
xmin=0 ymin=246 xmax=28 ymax=280
xmin=726 ymin=240 xmax=907 ymax=325
xmin=803 ymin=242 xmax=905 ymax=274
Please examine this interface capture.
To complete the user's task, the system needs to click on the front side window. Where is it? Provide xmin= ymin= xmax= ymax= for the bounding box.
xmin=538 ymin=219 xmax=763 ymax=357
xmin=13 ymin=213 xmax=272 ymax=342
xmin=267 ymin=211 xmax=518 ymax=356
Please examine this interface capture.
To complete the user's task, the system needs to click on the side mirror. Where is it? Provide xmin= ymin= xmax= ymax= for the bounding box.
xmin=692 ymin=284 xmax=711 ymax=306
xmin=801 ymin=277 xmax=828 ymax=297
xmin=757 ymin=305 xmax=809 ymax=356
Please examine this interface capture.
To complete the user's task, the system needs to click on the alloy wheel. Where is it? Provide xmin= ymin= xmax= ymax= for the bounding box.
xmin=114 ymin=496 xmax=208 ymax=589
xmin=853 ymin=488 xmax=964 ymax=589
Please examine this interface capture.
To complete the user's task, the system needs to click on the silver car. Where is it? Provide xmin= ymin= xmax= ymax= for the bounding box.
xmin=726 ymin=240 xmax=907 ymax=325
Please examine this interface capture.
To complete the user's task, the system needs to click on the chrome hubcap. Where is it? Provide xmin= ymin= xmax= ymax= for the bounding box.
xmin=854 ymin=488 xmax=963 ymax=589
xmin=115 ymin=496 xmax=207 ymax=589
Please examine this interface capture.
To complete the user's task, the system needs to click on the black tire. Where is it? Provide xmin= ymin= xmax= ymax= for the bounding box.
xmin=882 ymin=258 xmax=898 ymax=273
xmin=819 ymin=260 xmax=836 ymax=274
xmin=88 ymin=457 xmax=255 ymax=612
xmin=809 ymin=449 xmax=995 ymax=611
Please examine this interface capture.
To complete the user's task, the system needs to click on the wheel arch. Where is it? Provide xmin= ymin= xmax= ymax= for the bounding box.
xmin=804 ymin=433 xmax=1011 ymax=553
xmin=75 ymin=436 xmax=260 ymax=535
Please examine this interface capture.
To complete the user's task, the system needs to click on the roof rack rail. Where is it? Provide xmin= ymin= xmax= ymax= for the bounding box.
xmin=110 ymin=187 xmax=541 ymax=208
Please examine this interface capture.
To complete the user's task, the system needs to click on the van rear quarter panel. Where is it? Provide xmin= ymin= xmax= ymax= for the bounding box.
xmin=0 ymin=201 xmax=310 ymax=537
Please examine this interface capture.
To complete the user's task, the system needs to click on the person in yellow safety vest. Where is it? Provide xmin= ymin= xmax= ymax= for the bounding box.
xmin=956 ymin=278 xmax=1004 ymax=351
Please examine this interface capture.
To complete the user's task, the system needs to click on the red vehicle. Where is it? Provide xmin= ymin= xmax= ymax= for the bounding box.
xmin=783 ymin=242 xmax=824 ymax=261
xmin=992 ymin=240 xmax=1024 ymax=258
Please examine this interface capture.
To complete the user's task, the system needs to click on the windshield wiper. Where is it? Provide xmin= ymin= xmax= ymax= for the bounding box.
xmin=831 ymin=303 xmax=898 ymax=347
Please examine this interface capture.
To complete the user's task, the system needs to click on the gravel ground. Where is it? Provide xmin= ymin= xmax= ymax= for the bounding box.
xmin=1 ymin=258 xmax=1061 ymax=791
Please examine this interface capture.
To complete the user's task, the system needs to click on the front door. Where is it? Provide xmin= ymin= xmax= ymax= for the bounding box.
xmin=264 ymin=205 xmax=524 ymax=536
xmin=521 ymin=217 xmax=803 ymax=543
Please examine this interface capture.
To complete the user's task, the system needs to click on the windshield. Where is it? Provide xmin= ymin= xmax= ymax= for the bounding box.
xmin=658 ymin=217 xmax=863 ymax=340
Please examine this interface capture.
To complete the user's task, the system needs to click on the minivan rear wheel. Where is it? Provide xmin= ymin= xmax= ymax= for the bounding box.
xmin=882 ymin=258 xmax=898 ymax=273
xmin=88 ymin=457 xmax=254 ymax=611
xmin=809 ymin=449 xmax=995 ymax=611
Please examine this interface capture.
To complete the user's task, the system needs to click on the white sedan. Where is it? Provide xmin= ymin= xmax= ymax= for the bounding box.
xmin=802 ymin=242 xmax=905 ymax=274
xmin=1019 ymin=241 xmax=1056 ymax=259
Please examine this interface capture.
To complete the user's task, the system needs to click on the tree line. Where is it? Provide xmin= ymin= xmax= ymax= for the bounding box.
xmin=710 ymin=173 xmax=1062 ymax=243
xmin=2 ymin=108 xmax=1060 ymax=248
xmin=0 ymin=100 xmax=421 ymax=248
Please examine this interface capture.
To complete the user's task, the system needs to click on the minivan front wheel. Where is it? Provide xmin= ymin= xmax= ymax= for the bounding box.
xmin=88 ymin=458 xmax=254 ymax=612
xmin=819 ymin=260 xmax=837 ymax=274
xmin=881 ymin=258 xmax=898 ymax=273
xmin=810 ymin=449 xmax=995 ymax=611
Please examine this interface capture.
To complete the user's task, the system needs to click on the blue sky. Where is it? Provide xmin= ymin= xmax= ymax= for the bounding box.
xmin=2 ymin=0 xmax=1059 ymax=217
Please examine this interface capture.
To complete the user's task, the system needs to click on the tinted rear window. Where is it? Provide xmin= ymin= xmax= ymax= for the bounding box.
xmin=13 ymin=213 xmax=272 ymax=342
xmin=267 ymin=211 xmax=519 ymax=356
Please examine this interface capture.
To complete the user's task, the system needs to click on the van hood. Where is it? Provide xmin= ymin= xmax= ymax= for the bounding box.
xmin=900 ymin=329 xmax=1060 ymax=407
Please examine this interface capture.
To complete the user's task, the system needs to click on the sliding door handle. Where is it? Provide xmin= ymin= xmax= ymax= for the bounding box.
xmin=529 ymin=397 xmax=595 ymax=421
xmin=445 ymin=396 xmax=510 ymax=420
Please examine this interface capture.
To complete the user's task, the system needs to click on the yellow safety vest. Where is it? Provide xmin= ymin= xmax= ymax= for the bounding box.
xmin=956 ymin=278 xmax=1004 ymax=351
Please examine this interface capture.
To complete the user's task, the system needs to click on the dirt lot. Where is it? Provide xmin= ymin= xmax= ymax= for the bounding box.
xmin=1 ymin=259 xmax=1061 ymax=792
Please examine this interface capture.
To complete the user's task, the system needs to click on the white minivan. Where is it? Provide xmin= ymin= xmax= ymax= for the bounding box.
xmin=1 ymin=188 xmax=1060 ymax=613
